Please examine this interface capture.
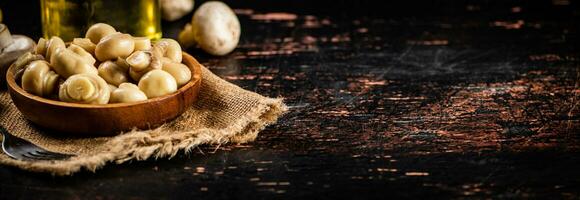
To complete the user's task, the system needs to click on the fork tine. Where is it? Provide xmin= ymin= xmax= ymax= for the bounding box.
xmin=1 ymin=126 xmax=75 ymax=161
xmin=28 ymin=150 xmax=70 ymax=160
xmin=19 ymin=153 xmax=47 ymax=160
xmin=22 ymin=151 xmax=71 ymax=161
xmin=27 ymin=151 xmax=50 ymax=158
xmin=35 ymin=150 xmax=73 ymax=157
xmin=21 ymin=153 xmax=41 ymax=160
xmin=33 ymin=150 xmax=73 ymax=159
xmin=28 ymin=151 xmax=62 ymax=159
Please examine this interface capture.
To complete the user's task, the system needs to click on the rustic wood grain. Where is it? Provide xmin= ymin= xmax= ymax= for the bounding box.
xmin=0 ymin=0 xmax=579 ymax=199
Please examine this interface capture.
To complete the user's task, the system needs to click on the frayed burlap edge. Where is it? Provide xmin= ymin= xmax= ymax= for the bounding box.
xmin=0 ymin=97 xmax=287 ymax=176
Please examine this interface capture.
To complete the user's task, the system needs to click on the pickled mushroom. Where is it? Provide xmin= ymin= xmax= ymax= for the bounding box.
xmin=50 ymin=48 xmax=98 ymax=78
xmin=138 ymin=69 xmax=177 ymax=98
xmin=59 ymin=73 xmax=110 ymax=104
xmin=95 ymin=33 xmax=135 ymax=61
xmin=110 ymin=83 xmax=148 ymax=103
xmin=85 ymin=23 xmax=117 ymax=44
xmin=21 ymin=60 xmax=59 ymax=97
xmin=98 ymin=60 xmax=129 ymax=86
xmin=162 ymin=61 xmax=191 ymax=87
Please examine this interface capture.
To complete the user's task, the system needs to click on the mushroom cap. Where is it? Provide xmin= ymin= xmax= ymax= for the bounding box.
xmin=98 ymin=60 xmax=129 ymax=86
xmin=154 ymin=38 xmax=182 ymax=63
xmin=110 ymin=83 xmax=148 ymax=103
xmin=21 ymin=60 xmax=59 ymax=97
xmin=45 ymin=36 xmax=65 ymax=61
xmin=162 ymin=62 xmax=191 ymax=87
xmin=59 ymin=73 xmax=111 ymax=104
xmin=138 ymin=69 xmax=177 ymax=98
xmin=133 ymin=37 xmax=152 ymax=51
xmin=95 ymin=33 xmax=135 ymax=61
xmin=50 ymin=48 xmax=98 ymax=78
xmin=71 ymin=38 xmax=96 ymax=54
xmin=85 ymin=23 xmax=117 ymax=44
xmin=191 ymin=1 xmax=240 ymax=56
xmin=68 ymin=44 xmax=96 ymax=65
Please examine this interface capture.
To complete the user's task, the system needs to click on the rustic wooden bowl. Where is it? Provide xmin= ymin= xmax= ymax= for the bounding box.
xmin=6 ymin=52 xmax=202 ymax=136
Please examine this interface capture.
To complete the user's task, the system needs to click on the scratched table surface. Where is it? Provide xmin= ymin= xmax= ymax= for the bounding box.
xmin=1 ymin=0 xmax=580 ymax=199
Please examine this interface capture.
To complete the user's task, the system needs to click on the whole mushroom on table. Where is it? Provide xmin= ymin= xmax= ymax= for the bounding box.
xmin=0 ymin=24 xmax=35 ymax=88
xmin=178 ymin=1 xmax=241 ymax=56
xmin=160 ymin=0 xmax=195 ymax=22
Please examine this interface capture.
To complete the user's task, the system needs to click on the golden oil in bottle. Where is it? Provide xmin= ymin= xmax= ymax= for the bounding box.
xmin=40 ymin=0 xmax=162 ymax=42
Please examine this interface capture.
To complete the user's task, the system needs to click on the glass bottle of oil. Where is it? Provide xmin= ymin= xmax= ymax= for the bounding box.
xmin=40 ymin=0 xmax=162 ymax=42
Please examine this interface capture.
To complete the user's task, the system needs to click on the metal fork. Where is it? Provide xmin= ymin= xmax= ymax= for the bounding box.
xmin=0 ymin=126 xmax=74 ymax=161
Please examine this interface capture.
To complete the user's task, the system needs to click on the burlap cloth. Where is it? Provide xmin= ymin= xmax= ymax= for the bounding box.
xmin=0 ymin=66 xmax=286 ymax=175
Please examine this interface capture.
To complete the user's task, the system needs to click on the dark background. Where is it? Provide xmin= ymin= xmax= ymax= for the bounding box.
xmin=2 ymin=0 xmax=578 ymax=38
xmin=1 ymin=0 xmax=580 ymax=199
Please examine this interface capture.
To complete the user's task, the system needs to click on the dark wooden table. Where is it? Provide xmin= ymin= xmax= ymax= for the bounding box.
xmin=1 ymin=0 xmax=579 ymax=199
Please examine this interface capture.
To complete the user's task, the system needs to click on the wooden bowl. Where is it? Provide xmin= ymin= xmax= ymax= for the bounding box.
xmin=6 ymin=52 xmax=202 ymax=136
